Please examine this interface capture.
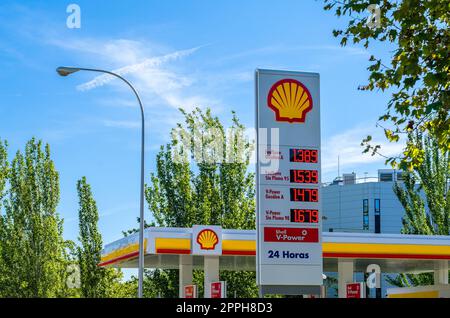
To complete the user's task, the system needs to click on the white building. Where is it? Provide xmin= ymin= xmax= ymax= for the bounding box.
xmin=323 ymin=169 xmax=406 ymax=234
xmin=322 ymin=169 xmax=408 ymax=297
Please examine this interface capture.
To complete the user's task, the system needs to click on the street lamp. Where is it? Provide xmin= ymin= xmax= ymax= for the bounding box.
xmin=57 ymin=66 xmax=146 ymax=298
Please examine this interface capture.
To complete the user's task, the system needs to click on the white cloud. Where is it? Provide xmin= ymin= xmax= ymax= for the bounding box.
xmin=48 ymin=37 xmax=222 ymax=135
xmin=63 ymin=39 xmax=219 ymax=113
xmin=102 ymin=120 xmax=140 ymax=129
xmin=48 ymin=38 xmax=149 ymax=64
xmin=76 ymin=47 xmax=199 ymax=92
xmin=96 ymin=98 xmax=138 ymax=108
xmin=219 ymin=44 xmax=369 ymax=63
xmin=321 ymin=124 xmax=405 ymax=174
xmin=230 ymin=71 xmax=254 ymax=82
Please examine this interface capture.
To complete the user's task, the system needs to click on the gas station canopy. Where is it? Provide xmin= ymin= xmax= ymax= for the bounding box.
xmin=100 ymin=227 xmax=450 ymax=274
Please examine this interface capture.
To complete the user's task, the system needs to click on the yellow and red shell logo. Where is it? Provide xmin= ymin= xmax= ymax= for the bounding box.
xmin=196 ymin=229 xmax=219 ymax=250
xmin=267 ymin=79 xmax=313 ymax=123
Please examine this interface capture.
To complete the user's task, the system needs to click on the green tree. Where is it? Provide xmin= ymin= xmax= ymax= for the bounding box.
xmin=0 ymin=139 xmax=6 ymax=205
xmin=394 ymin=134 xmax=449 ymax=236
xmin=77 ymin=176 xmax=106 ymax=297
xmin=0 ymin=138 xmax=70 ymax=297
xmin=143 ymin=107 xmax=256 ymax=297
xmin=103 ymin=269 xmax=138 ymax=298
xmin=77 ymin=176 xmax=135 ymax=298
xmin=0 ymin=139 xmax=9 ymax=293
xmin=323 ymin=0 xmax=450 ymax=169
xmin=388 ymin=133 xmax=449 ymax=286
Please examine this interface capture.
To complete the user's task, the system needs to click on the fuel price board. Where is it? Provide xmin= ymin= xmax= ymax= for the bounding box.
xmin=256 ymin=69 xmax=322 ymax=295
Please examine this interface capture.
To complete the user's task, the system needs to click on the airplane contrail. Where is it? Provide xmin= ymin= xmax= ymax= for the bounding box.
xmin=77 ymin=46 xmax=200 ymax=91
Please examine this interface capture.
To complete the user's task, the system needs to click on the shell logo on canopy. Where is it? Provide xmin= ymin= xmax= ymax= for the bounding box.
xmin=192 ymin=225 xmax=222 ymax=255
xmin=197 ymin=229 xmax=219 ymax=250
xmin=267 ymin=78 xmax=313 ymax=123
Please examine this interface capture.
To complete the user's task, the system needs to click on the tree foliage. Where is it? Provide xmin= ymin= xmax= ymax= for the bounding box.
xmin=0 ymin=138 xmax=137 ymax=298
xmin=394 ymin=134 xmax=449 ymax=235
xmin=77 ymin=176 xmax=106 ymax=297
xmin=147 ymin=107 xmax=255 ymax=229
xmin=0 ymin=139 xmax=9 ymax=293
xmin=143 ymin=107 xmax=257 ymax=297
xmin=0 ymin=139 xmax=7 ymax=208
xmin=323 ymin=0 xmax=450 ymax=169
xmin=77 ymin=176 xmax=135 ymax=298
xmin=0 ymin=138 xmax=70 ymax=297
xmin=388 ymin=133 xmax=449 ymax=286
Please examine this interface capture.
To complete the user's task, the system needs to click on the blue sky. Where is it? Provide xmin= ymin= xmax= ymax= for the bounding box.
xmin=0 ymin=1 xmax=403 ymax=250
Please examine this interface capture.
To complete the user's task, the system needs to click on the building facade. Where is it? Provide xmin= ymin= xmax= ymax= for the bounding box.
xmin=322 ymin=169 xmax=407 ymax=298
xmin=323 ymin=169 xmax=405 ymax=234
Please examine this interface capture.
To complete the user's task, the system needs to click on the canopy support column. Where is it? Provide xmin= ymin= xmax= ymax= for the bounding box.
xmin=204 ymin=256 xmax=220 ymax=298
xmin=179 ymin=255 xmax=193 ymax=297
xmin=434 ymin=260 xmax=449 ymax=285
xmin=338 ymin=258 xmax=354 ymax=298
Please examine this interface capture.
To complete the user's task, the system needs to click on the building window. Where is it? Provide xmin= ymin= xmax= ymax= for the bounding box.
xmin=379 ymin=173 xmax=393 ymax=182
xmin=363 ymin=216 xmax=369 ymax=229
xmin=374 ymin=199 xmax=380 ymax=215
xmin=374 ymin=199 xmax=381 ymax=233
xmin=363 ymin=199 xmax=369 ymax=230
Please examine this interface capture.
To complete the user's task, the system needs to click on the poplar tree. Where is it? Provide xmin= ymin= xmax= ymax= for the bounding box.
xmin=77 ymin=176 xmax=136 ymax=298
xmin=394 ymin=134 xmax=449 ymax=236
xmin=143 ymin=107 xmax=257 ymax=297
xmin=389 ymin=133 xmax=449 ymax=286
xmin=77 ymin=176 xmax=105 ymax=297
xmin=0 ymin=138 xmax=69 ymax=297
xmin=0 ymin=139 xmax=9 ymax=293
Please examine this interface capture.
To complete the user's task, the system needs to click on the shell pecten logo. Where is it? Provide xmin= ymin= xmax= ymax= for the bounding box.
xmin=267 ymin=78 xmax=313 ymax=123
xmin=196 ymin=229 xmax=219 ymax=250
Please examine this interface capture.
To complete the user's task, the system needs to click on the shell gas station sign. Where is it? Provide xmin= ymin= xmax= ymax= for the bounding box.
xmin=192 ymin=225 xmax=222 ymax=255
xmin=256 ymin=69 xmax=323 ymax=295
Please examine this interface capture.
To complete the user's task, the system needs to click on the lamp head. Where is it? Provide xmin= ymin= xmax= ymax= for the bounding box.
xmin=56 ymin=67 xmax=80 ymax=77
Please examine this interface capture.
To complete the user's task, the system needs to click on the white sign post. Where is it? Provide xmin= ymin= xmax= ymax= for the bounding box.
xmin=256 ymin=69 xmax=323 ymax=295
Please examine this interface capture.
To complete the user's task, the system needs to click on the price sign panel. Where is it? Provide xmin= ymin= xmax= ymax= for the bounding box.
xmin=256 ymin=69 xmax=322 ymax=295
xmin=210 ymin=281 xmax=226 ymax=298
xmin=184 ymin=285 xmax=197 ymax=298
xmin=346 ymin=282 xmax=365 ymax=298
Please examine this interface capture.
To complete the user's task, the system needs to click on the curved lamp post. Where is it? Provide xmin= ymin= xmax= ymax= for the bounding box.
xmin=56 ymin=66 xmax=146 ymax=298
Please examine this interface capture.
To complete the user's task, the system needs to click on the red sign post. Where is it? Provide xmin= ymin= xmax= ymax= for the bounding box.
xmin=184 ymin=285 xmax=197 ymax=298
xmin=210 ymin=281 xmax=226 ymax=298
xmin=346 ymin=282 xmax=365 ymax=298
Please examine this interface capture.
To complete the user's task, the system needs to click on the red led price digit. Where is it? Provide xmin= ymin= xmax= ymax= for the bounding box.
xmin=290 ymin=209 xmax=320 ymax=223
xmin=311 ymin=189 xmax=318 ymax=202
xmin=311 ymin=150 xmax=318 ymax=163
xmin=290 ymin=149 xmax=319 ymax=163
xmin=290 ymin=170 xmax=319 ymax=184
xmin=304 ymin=150 xmax=310 ymax=163
xmin=305 ymin=170 xmax=311 ymax=183
xmin=296 ymin=210 xmax=305 ymax=222
xmin=312 ymin=170 xmax=318 ymax=183
xmin=311 ymin=210 xmax=319 ymax=223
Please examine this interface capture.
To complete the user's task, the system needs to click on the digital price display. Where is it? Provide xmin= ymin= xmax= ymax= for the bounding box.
xmin=290 ymin=188 xmax=319 ymax=202
xmin=290 ymin=209 xmax=319 ymax=223
xmin=290 ymin=169 xmax=319 ymax=184
xmin=289 ymin=149 xmax=318 ymax=163
xmin=256 ymin=70 xmax=322 ymax=289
